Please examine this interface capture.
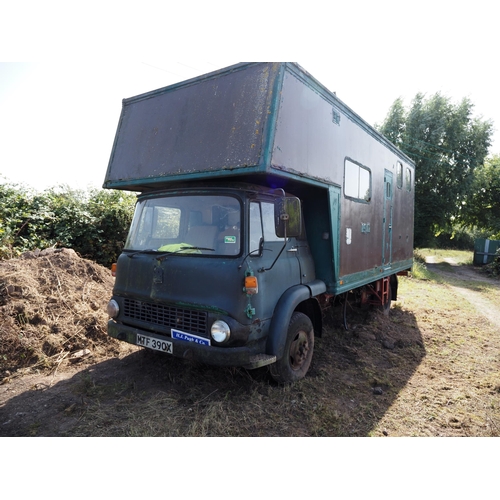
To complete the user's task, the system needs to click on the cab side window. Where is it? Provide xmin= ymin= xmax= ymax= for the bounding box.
xmin=249 ymin=202 xmax=263 ymax=251
xmin=261 ymin=202 xmax=281 ymax=242
xmin=250 ymin=200 xmax=282 ymax=250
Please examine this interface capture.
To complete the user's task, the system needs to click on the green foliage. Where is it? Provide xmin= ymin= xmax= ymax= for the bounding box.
xmin=432 ymin=226 xmax=478 ymax=250
xmin=461 ymin=155 xmax=500 ymax=239
xmin=0 ymin=181 xmax=136 ymax=266
xmin=484 ymin=248 xmax=500 ymax=277
xmin=0 ymin=181 xmax=38 ymax=258
xmin=85 ymin=189 xmax=137 ymax=266
xmin=378 ymin=93 xmax=493 ymax=247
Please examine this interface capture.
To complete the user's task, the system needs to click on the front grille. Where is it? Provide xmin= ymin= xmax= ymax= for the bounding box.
xmin=123 ymin=298 xmax=208 ymax=336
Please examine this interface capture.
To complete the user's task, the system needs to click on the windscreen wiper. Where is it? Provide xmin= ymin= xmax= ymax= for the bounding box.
xmin=125 ymin=246 xmax=215 ymax=260
xmin=155 ymin=246 xmax=215 ymax=261
xmin=125 ymin=249 xmax=159 ymax=258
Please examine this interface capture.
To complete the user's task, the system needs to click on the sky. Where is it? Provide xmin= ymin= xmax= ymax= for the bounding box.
xmin=1 ymin=2 xmax=499 ymax=192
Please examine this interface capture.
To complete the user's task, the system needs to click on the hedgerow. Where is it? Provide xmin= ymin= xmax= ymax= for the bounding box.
xmin=0 ymin=181 xmax=136 ymax=267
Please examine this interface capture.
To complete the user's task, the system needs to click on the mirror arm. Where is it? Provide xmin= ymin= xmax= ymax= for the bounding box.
xmin=258 ymin=228 xmax=288 ymax=273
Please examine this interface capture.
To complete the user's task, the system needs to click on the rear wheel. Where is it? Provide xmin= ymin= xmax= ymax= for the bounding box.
xmin=270 ymin=312 xmax=314 ymax=384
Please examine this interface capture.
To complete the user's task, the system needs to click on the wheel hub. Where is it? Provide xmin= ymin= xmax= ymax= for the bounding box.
xmin=290 ymin=331 xmax=309 ymax=370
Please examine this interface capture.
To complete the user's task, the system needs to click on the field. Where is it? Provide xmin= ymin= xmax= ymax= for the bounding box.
xmin=1 ymin=248 xmax=499 ymax=437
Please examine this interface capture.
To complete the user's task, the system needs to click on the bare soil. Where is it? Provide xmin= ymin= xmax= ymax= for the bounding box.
xmin=0 ymin=248 xmax=138 ymax=435
xmin=1 ymin=249 xmax=499 ymax=436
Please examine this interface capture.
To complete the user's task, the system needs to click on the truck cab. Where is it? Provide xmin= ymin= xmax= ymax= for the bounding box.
xmin=107 ymin=183 xmax=325 ymax=383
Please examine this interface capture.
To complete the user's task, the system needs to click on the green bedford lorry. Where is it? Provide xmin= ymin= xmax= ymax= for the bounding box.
xmin=103 ymin=62 xmax=414 ymax=383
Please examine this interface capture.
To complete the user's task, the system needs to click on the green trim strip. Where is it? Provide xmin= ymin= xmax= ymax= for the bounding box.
xmin=329 ymin=258 xmax=413 ymax=295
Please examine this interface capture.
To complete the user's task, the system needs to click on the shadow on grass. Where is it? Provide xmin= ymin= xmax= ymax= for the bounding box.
xmin=0 ymin=304 xmax=424 ymax=437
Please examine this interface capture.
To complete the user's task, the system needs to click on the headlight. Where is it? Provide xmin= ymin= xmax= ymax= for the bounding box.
xmin=211 ymin=320 xmax=231 ymax=343
xmin=107 ymin=299 xmax=120 ymax=318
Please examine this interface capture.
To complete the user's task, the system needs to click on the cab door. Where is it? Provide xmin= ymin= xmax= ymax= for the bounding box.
xmin=247 ymin=199 xmax=301 ymax=320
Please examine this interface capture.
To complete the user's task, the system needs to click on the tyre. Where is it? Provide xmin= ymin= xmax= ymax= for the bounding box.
xmin=270 ymin=312 xmax=314 ymax=384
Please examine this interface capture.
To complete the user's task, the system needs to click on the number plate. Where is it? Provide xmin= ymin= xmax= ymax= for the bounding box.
xmin=136 ymin=334 xmax=173 ymax=354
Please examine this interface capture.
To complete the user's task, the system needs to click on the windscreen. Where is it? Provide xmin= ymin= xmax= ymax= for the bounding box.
xmin=125 ymin=195 xmax=242 ymax=256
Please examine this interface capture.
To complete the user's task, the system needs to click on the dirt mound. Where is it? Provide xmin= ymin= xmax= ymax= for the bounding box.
xmin=0 ymin=248 xmax=128 ymax=378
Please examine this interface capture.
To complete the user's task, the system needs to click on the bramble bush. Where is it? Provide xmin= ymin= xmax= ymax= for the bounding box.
xmin=485 ymin=248 xmax=500 ymax=278
xmin=0 ymin=181 xmax=136 ymax=267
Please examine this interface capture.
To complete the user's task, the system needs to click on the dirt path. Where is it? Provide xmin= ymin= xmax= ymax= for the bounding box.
xmin=425 ymin=256 xmax=500 ymax=329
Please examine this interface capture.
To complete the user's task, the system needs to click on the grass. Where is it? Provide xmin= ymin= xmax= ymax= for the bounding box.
xmin=416 ymin=247 xmax=474 ymax=265
xmin=63 ymin=263 xmax=500 ymax=437
xmin=3 ymin=249 xmax=500 ymax=437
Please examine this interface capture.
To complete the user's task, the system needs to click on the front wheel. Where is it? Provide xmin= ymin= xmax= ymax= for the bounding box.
xmin=270 ymin=312 xmax=314 ymax=384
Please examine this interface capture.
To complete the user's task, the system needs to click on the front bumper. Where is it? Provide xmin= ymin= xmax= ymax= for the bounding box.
xmin=107 ymin=320 xmax=276 ymax=369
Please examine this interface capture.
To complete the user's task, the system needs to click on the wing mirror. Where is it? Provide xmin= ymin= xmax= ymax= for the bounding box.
xmin=274 ymin=196 xmax=302 ymax=238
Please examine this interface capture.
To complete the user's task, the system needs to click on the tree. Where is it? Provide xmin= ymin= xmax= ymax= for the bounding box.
xmin=462 ymin=155 xmax=500 ymax=238
xmin=378 ymin=93 xmax=493 ymax=246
